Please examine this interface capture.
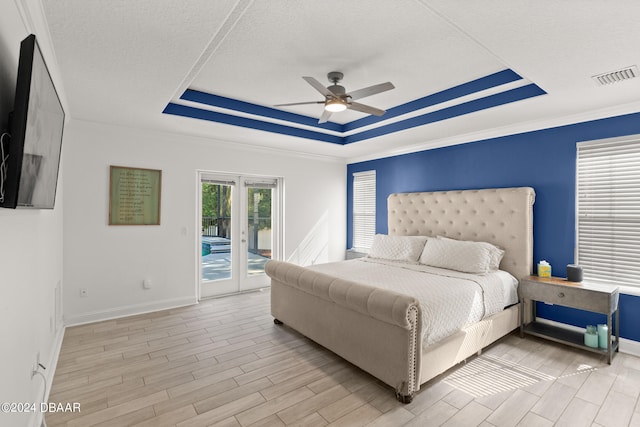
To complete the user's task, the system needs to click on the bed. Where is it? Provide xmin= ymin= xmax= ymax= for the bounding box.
xmin=265 ymin=187 xmax=535 ymax=402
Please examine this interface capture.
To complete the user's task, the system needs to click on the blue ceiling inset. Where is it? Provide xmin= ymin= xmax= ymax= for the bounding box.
xmin=344 ymin=84 xmax=546 ymax=144
xmin=180 ymin=90 xmax=343 ymax=133
xmin=343 ymin=69 xmax=523 ymax=132
xmin=163 ymin=103 xmax=345 ymax=145
xmin=163 ymin=69 xmax=546 ymax=145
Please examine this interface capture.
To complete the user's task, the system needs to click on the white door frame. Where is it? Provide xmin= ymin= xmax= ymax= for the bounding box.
xmin=197 ymin=171 xmax=283 ymax=299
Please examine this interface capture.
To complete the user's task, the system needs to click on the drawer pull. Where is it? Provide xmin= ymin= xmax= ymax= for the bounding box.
xmin=558 ymin=292 xmax=565 ymax=298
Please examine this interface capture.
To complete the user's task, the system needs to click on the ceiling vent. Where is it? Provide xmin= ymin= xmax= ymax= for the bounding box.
xmin=592 ymin=65 xmax=638 ymax=86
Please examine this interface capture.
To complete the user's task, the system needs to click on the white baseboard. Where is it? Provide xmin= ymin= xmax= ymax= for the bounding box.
xmin=536 ymin=318 xmax=640 ymax=358
xmin=29 ymin=324 xmax=66 ymax=427
xmin=64 ymin=296 xmax=198 ymax=327
xmin=619 ymin=337 xmax=640 ymax=357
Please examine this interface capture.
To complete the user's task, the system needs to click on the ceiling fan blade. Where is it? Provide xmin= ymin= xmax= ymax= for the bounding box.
xmin=274 ymin=101 xmax=323 ymax=107
xmin=348 ymin=102 xmax=385 ymax=116
xmin=303 ymin=76 xmax=335 ymax=97
xmin=318 ymin=109 xmax=333 ymax=123
xmin=347 ymin=82 xmax=395 ymax=101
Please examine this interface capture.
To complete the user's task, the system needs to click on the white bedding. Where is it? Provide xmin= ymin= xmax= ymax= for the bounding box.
xmin=308 ymin=258 xmax=518 ymax=346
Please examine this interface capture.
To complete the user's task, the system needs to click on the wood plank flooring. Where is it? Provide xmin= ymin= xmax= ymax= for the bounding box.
xmin=47 ymin=290 xmax=640 ymax=427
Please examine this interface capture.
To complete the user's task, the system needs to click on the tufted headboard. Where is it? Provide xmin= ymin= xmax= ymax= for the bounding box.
xmin=387 ymin=187 xmax=535 ymax=280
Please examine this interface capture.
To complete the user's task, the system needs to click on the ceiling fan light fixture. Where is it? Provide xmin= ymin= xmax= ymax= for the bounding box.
xmin=275 ymin=73 xmax=394 ymax=123
xmin=324 ymin=99 xmax=347 ymax=113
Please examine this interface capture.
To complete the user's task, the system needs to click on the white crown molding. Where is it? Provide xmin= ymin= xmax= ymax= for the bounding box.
xmin=72 ymin=117 xmax=347 ymax=164
xmin=347 ymin=100 xmax=640 ymax=164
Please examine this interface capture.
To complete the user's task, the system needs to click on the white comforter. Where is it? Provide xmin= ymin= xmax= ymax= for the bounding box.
xmin=308 ymin=258 xmax=518 ymax=346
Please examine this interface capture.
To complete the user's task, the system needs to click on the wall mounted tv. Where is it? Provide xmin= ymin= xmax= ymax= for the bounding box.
xmin=0 ymin=34 xmax=65 ymax=209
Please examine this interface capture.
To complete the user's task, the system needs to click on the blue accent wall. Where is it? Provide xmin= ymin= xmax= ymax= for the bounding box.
xmin=347 ymin=111 xmax=640 ymax=342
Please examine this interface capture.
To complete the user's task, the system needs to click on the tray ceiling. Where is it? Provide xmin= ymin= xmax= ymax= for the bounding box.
xmin=40 ymin=0 xmax=640 ymax=161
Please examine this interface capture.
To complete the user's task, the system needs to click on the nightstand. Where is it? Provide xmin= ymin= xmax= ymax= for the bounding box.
xmin=519 ymin=275 xmax=620 ymax=364
xmin=345 ymin=249 xmax=367 ymax=260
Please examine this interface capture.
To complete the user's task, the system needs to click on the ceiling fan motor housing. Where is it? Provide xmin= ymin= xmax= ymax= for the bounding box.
xmin=327 ymin=71 xmax=344 ymax=83
xmin=328 ymin=84 xmax=347 ymax=97
xmin=327 ymin=72 xmax=347 ymax=98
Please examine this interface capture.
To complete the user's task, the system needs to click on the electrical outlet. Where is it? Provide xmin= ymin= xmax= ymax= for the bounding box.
xmin=80 ymin=288 xmax=88 ymax=297
xmin=143 ymin=279 xmax=152 ymax=289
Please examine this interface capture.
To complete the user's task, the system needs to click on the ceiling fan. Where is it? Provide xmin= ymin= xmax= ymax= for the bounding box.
xmin=275 ymin=71 xmax=395 ymax=123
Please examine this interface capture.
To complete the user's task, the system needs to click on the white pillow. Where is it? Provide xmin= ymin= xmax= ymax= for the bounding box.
xmin=437 ymin=237 xmax=504 ymax=270
xmin=419 ymin=236 xmax=501 ymax=274
xmin=368 ymin=235 xmax=429 ymax=263
xmin=488 ymin=245 xmax=505 ymax=271
xmin=448 ymin=236 xmax=505 ymax=271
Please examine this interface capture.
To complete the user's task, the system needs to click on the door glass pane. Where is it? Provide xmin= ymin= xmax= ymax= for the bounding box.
xmin=201 ymin=182 xmax=232 ymax=282
xmin=246 ymin=186 xmax=272 ymax=276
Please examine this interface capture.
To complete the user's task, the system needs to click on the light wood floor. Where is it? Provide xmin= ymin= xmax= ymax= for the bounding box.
xmin=47 ymin=290 xmax=640 ymax=427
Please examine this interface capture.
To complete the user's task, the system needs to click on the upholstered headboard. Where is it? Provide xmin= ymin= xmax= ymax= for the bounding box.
xmin=387 ymin=187 xmax=535 ymax=279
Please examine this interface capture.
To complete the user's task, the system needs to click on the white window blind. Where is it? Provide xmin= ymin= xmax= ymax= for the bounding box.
xmin=244 ymin=179 xmax=277 ymax=188
xmin=577 ymin=137 xmax=640 ymax=288
xmin=353 ymin=170 xmax=376 ymax=251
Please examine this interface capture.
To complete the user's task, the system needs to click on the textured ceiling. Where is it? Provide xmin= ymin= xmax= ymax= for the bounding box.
xmin=39 ymin=0 xmax=640 ymax=161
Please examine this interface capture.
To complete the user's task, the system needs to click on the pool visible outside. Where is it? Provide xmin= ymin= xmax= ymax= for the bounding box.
xmin=201 ymin=237 xmax=270 ymax=281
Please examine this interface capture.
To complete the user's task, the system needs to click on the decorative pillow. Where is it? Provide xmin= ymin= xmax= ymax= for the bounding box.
xmin=419 ymin=236 xmax=501 ymax=274
xmin=367 ymin=235 xmax=429 ymax=263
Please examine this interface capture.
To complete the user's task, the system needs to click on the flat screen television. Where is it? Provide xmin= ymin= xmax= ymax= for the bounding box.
xmin=0 ymin=34 xmax=65 ymax=209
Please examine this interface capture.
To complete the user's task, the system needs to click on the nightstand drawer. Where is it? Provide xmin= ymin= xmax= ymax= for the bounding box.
xmin=519 ymin=278 xmax=618 ymax=314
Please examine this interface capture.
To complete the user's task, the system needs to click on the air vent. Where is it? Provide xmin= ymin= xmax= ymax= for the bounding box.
xmin=592 ymin=65 xmax=638 ymax=85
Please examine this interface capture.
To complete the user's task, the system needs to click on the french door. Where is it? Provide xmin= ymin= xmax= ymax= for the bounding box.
xmin=198 ymin=172 xmax=282 ymax=298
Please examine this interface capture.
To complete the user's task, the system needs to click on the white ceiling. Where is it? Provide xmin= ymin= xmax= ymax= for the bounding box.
xmin=40 ymin=0 xmax=640 ymax=162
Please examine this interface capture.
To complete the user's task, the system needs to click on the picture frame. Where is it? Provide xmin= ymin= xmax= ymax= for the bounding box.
xmin=108 ymin=165 xmax=161 ymax=225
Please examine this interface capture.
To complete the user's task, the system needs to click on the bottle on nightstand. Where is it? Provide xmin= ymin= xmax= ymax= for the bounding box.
xmin=598 ymin=324 xmax=609 ymax=349
xmin=584 ymin=325 xmax=598 ymax=348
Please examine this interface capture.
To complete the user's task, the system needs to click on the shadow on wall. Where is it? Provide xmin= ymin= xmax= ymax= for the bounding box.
xmin=0 ymin=34 xmax=15 ymax=130
xmin=287 ymin=211 xmax=329 ymax=266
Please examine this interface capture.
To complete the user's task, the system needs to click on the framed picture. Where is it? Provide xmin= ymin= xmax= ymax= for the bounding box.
xmin=109 ymin=166 xmax=161 ymax=225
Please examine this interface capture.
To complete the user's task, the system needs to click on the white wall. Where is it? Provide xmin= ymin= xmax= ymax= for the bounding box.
xmin=63 ymin=119 xmax=346 ymax=324
xmin=0 ymin=2 xmax=65 ymax=426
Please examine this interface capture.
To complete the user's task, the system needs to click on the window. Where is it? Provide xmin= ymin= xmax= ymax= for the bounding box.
xmin=577 ymin=136 xmax=640 ymax=288
xmin=352 ymin=170 xmax=376 ymax=251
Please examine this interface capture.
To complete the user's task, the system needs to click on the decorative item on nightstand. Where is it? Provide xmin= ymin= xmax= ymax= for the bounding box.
xmin=584 ymin=325 xmax=598 ymax=348
xmin=567 ymin=264 xmax=583 ymax=282
xmin=537 ymin=260 xmax=551 ymax=277
xmin=598 ymin=324 xmax=609 ymax=349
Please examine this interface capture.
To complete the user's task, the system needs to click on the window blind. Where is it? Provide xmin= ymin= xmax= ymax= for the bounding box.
xmin=201 ymin=178 xmax=236 ymax=186
xmin=353 ymin=170 xmax=376 ymax=251
xmin=577 ymin=137 xmax=640 ymax=288
xmin=244 ymin=179 xmax=277 ymax=189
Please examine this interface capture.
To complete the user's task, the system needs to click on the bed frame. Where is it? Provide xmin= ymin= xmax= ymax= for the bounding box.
xmin=266 ymin=187 xmax=535 ymax=402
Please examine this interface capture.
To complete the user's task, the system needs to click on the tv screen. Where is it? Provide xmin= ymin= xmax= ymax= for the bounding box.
xmin=0 ymin=34 xmax=65 ymax=209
